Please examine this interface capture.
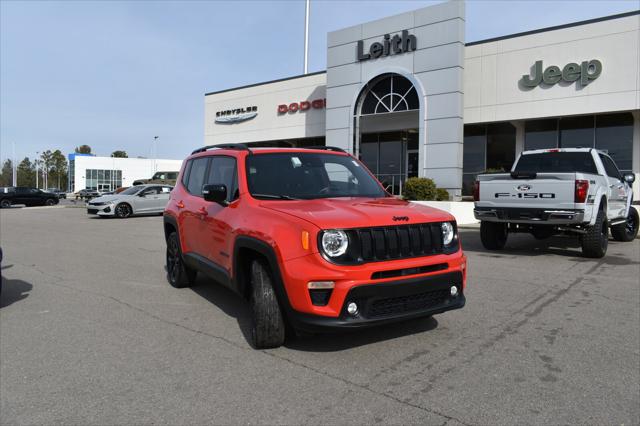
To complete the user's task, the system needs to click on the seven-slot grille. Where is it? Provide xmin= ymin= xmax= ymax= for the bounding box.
xmin=331 ymin=223 xmax=451 ymax=265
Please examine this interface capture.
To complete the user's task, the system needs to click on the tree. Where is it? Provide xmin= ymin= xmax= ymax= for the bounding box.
xmin=111 ymin=150 xmax=128 ymax=158
xmin=50 ymin=150 xmax=68 ymax=190
xmin=40 ymin=150 xmax=53 ymax=189
xmin=16 ymin=157 xmax=35 ymax=187
xmin=0 ymin=159 xmax=13 ymax=186
xmin=75 ymin=145 xmax=92 ymax=154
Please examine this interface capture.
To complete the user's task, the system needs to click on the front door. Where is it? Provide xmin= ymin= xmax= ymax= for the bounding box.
xmin=179 ymin=157 xmax=211 ymax=257
xmin=407 ymin=150 xmax=419 ymax=178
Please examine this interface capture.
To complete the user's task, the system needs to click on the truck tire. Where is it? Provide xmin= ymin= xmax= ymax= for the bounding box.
xmin=166 ymin=232 xmax=197 ymax=288
xmin=581 ymin=208 xmax=608 ymax=258
xmin=0 ymin=199 xmax=10 ymax=208
xmin=480 ymin=221 xmax=508 ymax=250
xmin=249 ymin=259 xmax=286 ymax=349
xmin=611 ymin=207 xmax=639 ymax=242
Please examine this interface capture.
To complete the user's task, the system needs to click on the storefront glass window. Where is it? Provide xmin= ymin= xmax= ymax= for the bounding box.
xmin=85 ymin=168 xmax=123 ymax=190
xmin=559 ymin=115 xmax=594 ymax=148
xmin=360 ymin=74 xmax=418 ymax=115
xmin=595 ymin=113 xmax=633 ymax=172
xmin=486 ymin=123 xmax=516 ymax=172
xmin=525 ymin=119 xmax=558 ymax=150
xmin=462 ymin=125 xmax=486 ymax=196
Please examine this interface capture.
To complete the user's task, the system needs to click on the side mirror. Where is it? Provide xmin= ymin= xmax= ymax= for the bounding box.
xmin=623 ymin=173 xmax=635 ymax=184
xmin=203 ymin=184 xmax=227 ymax=205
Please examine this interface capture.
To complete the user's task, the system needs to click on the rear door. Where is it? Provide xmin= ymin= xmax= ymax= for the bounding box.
xmin=599 ymin=154 xmax=626 ymax=218
xmin=179 ymin=157 xmax=211 ymax=257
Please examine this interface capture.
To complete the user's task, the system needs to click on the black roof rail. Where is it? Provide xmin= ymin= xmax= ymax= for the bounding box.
xmin=191 ymin=143 xmax=251 ymax=155
xmin=304 ymin=146 xmax=347 ymax=153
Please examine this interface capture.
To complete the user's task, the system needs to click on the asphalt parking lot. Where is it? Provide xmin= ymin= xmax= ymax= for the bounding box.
xmin=1 ymin=206 xmax=638 ymax=425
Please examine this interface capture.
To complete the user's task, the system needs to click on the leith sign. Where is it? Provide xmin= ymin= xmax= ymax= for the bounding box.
xmin=520 ymin=59 xmax=602 ymax=88
xmin=357 ymin=30 xmax=417 ymax=61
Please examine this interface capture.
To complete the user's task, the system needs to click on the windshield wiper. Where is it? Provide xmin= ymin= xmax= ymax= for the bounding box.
xmin=252 ymin=194 xmax=300 ymax=200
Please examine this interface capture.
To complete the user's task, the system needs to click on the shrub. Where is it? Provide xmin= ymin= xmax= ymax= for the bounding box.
xmin=435 ymin=188 xmax=450 ymax=201
xmin=403 ymin=177 xmax=436 ymax=201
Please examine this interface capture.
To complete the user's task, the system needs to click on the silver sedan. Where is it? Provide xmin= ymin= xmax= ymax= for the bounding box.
xmin=87 ymin=184 xmax=173 ymax=218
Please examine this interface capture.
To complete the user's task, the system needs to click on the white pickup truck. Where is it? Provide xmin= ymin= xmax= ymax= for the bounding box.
xmin=474 ymin=148 xmax=637 ymax=258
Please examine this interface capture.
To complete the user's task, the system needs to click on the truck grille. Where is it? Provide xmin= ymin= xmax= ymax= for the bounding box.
xmin=328 ymin=223 xmax=455 ymax=265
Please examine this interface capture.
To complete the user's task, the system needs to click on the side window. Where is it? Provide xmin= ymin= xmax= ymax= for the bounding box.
xmin=599 ymin=154 xmax=621 ymax=179
xmin=169 ymin=172 xmax=178 ymax=179
xmin=160 ymin=186 xmax=172 ymax=193
xmin=141 ymin=186 xmax=160 ymax=196
xmin=181 ymin=161 xmax=193 ymax=188
xmin=186 ymin=158 xmax=209 ymax=196
xmin=206 ymin=156 xmax=238 ymax=202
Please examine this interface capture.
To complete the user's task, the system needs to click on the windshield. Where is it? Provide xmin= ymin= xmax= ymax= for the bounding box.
xmin=514 ymin=152 xmax=598 ymax=174
xmin=246 ymin=152 xmax=386 ymax=200
xmin=120 ymin=186 xmax=143 ymax=195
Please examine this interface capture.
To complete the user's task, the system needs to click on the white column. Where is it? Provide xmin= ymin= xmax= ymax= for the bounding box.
xmin=632 ymin=110 xmax=639 ymax=201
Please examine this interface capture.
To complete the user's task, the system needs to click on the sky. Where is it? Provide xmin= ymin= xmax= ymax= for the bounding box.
xmin=1 ymin=0 xmax=638 ymax=162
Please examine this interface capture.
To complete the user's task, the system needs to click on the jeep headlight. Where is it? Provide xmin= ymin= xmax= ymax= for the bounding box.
xmin=321 ymin=230 xmax=349 ymax=257
xmin=441 ymin=222 xmax=455 ymax=246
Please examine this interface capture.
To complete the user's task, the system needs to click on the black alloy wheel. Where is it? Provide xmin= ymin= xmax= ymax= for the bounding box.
xmin=115 ymin=203 xmax=132 ymax=218
xmin=166 ymin=232 xmax=196 ymax=288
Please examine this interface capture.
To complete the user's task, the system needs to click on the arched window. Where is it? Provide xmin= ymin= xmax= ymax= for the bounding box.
xmin=359 ymin=74 xmax=419 ymax=115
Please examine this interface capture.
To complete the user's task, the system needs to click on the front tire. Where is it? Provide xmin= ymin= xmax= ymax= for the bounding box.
xmin=249 ymin=260 xmax=286 ymax=349
xmin=611 ymin=207 xmax=639 ymax=242
xmin=44 ymin=198 xmax=56 ymax=206
xmin=0 ymin=199 xmax=10 ymax=208
xmin=166 ymin=232 xmax=196 ymax=288
xmin=480 ymin=221 xmax=508 ymax=250
xmin=115 ymin=203 xmax=132 ymax=218
xmin=581 ymin=208 xmax=608 ymax=258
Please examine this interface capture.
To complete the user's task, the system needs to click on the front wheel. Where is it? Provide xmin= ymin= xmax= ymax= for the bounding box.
xmin=611 ymin=207 xmax=639 ymax=242
xmin=166 ymin=232 xmax=196 ymax=288
xmin=581 ymin=208 xmax=608 ymax=258
xmin=115 ymin=203 xmax=132 ymax=218
xmin=249 ymin=260 xmax=286 ymax=349
xmin=480 ymin=221 xmax=508 ymax=250
xmin=0 ymin=199 xmax=10 ymax=208
xmin=44 ymin=198 xmax=56 ymax=206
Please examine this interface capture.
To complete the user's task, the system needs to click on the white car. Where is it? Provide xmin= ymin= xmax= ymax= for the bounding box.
xmin=87 ymin=184 xmax=173 ymax=218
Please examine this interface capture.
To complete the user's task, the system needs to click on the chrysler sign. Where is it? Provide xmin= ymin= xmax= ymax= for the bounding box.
xmin=215 ymin=106 xmax=258 ymax=124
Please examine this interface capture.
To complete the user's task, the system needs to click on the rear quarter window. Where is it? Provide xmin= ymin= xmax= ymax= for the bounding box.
xmin=185 ymin=157 xmax=209 ymax=196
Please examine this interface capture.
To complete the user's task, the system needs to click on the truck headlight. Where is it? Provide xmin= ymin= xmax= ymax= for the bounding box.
xmin=441 ymin=222 xmax=455 ymax=246
xmin=321 ymin=230 xmax=349 ymax=257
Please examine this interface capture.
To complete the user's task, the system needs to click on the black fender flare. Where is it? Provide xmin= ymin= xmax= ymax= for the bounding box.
xmin=233 ymin=236 xmax=292 ymax=313
xmin=163 ymin=214 xmax=178 ymax=240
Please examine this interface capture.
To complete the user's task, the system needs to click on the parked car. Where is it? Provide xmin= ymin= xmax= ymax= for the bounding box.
xmin=133 ymin=171 xmax=178 ymax=186
xmin=46 ymin=188 xmax=67 ymax=199
xmin=87 ymin=184 xmax=173 ymax=218
xmin=474 ymin=148 xmax=638 ymax=258
xmin=0 ymin=187 xmax=60 ymax=208
xmin=163 ymin=144 xmax=467 ymax=349
xmin=75 ymin=189 xmax=99 ymax=200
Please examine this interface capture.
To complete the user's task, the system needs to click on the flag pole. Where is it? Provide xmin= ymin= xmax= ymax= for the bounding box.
xmin=303 ymin=0 xmax=310 ymax=74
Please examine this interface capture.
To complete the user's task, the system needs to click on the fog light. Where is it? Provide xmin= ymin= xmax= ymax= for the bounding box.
xmin=450 ymin=286 xmax=458 ymax=297
xmin=346 ymin=302 xmax=358 ymax=316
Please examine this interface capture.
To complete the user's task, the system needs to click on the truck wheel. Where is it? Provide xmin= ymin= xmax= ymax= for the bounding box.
xmin=45 ymin=198 xmax=56 ymax=206
xmin=0 ymin=199 xmax=10 ymax=208
xmin=611 ymin=207 xmax=639 ymax=242
xmin=249 ymin=259 xmax=286 ymax=349
xmin=480 ymin=221 xmax=508 ymax=250
xmin=581 ymin=208 xmax=608 ymax=258
xmin=166 ymin=232 xmax=196 ymax=288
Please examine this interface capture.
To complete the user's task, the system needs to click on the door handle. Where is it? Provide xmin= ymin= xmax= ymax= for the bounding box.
xmin=176 ymin=200 xmax=185 ymax=209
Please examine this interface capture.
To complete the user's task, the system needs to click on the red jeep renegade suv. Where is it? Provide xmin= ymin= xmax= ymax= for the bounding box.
xmin=164 ymin=144 xmax=467 ymax=348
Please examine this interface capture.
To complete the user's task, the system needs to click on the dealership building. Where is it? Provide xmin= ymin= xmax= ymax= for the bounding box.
xmin=67 ymin=153 xmax=183 ymax=192
xmin=204 ymin=3 xmax=640 ymax=200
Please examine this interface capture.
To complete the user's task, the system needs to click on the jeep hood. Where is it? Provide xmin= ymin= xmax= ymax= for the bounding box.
xmin=261 ymin=197 xmax=454 ymax=229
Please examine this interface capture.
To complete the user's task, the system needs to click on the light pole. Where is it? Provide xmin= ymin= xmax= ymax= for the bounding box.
xmin=35 ymin=152 xmax=40 ymax=189
xmin=153 ymin=136 xmax=159 ymax=174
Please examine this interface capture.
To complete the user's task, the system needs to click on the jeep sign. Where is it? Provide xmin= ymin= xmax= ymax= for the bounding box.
xmin=520 ymin=59 xmax=602 ymax=88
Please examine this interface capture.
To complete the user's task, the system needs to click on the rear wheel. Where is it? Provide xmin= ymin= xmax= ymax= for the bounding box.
xmin=480 ymin=221 xmax=508 ymax=250
xmin=115 ymin=203 xmax=132 ymax=218
xmin=611 ymin=207 xmax=639 ymax=242
xmin=581 ymin=208 xmax=608 ymax=258
xmin=166 ymin=232 xmax=196 ymax=288
xmin=0 ymin=199 xmax=10 ymax=208
xmin=249 ymin=259 xmax=286 ymax=349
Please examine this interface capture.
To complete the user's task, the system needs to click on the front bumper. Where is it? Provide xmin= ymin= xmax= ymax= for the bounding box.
xmin=288 ymin=271 xmax=465 ymax=332
xmin=474 ymin=207 xmax=584 ymax=225
xmin=87 ymin=204 xmax=115 ymax=215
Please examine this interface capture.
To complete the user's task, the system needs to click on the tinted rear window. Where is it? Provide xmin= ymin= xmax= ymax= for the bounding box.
xmin=514 ymin=152 xmax=598 ymax=174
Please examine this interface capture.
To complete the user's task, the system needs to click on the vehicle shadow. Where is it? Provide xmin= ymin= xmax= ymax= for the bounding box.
xmin=187 ymin=272 xmax=441 ymax=351
xmin=0 ymin=275 xmax=33 ymax=308
xmin=458 ymin=229 xmax=637 ymax=264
